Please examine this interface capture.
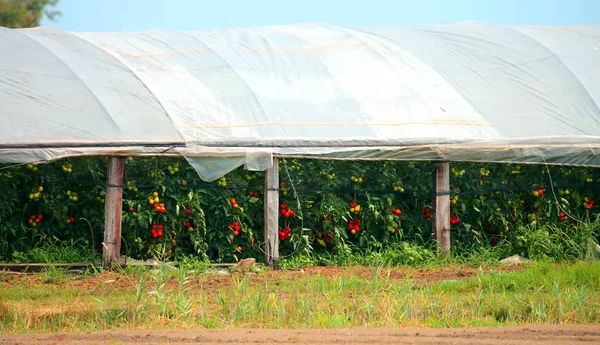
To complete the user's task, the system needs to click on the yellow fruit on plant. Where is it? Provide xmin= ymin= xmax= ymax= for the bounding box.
xmin=354 ymin=205 xmax=361 ymax=212
xmin=153 ymin=192 xmax=158 ymax=196
xmin=38 ymin=186 xmax=43 ymax=192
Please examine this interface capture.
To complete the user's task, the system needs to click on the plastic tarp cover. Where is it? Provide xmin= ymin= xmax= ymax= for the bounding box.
xmin=0 ymin=22 xmax=599 ymax=180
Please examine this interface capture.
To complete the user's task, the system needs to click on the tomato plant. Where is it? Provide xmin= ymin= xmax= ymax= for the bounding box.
xmin=0 ymin=156 xmax=598 ymax=263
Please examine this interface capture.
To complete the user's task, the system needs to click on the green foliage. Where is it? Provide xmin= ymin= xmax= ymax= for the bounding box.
xmin=11 ymin=237 xmax=94 ymax=263
xmin=0 ymin=157 xmax=598 ymax=264
xmin=39 ymin=264 xmax=71 ymax=283
xmin=0 ymin=0 xmax=60 ymax=28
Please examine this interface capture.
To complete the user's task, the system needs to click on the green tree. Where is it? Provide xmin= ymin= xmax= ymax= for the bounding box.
xmin=0 ymin=0 xmax=60 ymax=28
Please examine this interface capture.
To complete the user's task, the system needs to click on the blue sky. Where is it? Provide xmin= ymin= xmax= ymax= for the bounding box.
xmin=42 ymin=0 xmax=599 ymax=32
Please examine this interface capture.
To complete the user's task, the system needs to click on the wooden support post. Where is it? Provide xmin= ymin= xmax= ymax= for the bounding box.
xmin=103 ymin=157 xmax=125 ymax=268
xmin=433 ymin=161 xmax=451 ymax=255
xmin=264 ymin=157 xmax=279 ymax=270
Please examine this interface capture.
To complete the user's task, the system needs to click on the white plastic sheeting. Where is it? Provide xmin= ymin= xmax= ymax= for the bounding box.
xmin=1 ymin=22 xmax=599 ymax=180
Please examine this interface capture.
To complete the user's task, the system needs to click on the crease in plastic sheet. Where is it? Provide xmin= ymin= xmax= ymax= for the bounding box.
xmin=183 ymin=156 xmax=246 ymax=182
xmin=180 ymin=149 xmax=273 ymax=181
xmin=1 ymin=23 xmax=600 ymax=181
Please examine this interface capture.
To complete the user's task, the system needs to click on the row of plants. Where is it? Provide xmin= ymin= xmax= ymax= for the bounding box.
xmin=0 ymin=157 xmax=599 ymax=264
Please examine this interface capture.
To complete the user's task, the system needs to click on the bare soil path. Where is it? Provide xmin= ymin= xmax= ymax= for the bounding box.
xmin=2 ymin=325 xmax=600 ymax=345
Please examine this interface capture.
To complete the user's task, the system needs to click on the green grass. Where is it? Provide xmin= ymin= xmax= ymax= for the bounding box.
xmin=9 ymin=237 xmax=97 ymax=264
xmin=1 ymin=261 xmax=599 ymax=334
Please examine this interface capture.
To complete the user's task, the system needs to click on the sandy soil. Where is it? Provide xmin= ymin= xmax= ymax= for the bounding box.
xmin=2 ymin=325 xmax=600 ymax=344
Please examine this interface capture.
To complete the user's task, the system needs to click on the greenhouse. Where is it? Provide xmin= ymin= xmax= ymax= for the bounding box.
xmin=1 ymin=22 xmax=599 ymax=267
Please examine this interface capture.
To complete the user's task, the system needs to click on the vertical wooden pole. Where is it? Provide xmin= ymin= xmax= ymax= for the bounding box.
xmin=103 ymin=157 xmax=125 ymax=268
xmin=433 ymin=161 xmax=451 ymax=255
xmin=264 ymin=157 xmax=279 ymax=270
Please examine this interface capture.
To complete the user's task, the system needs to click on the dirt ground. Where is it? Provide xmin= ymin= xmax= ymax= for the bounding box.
xmin=0 ymin=265 xmax=527 ymax=292
xmin=2 ymin=325 xmax=600 ymax=344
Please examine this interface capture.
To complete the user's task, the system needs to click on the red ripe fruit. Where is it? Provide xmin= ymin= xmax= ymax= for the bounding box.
xmin=70 ymin=217 xmax=75 ymax=223
xmin=230 ymin=198 xmax=236 ymax=205
xmin=350 ymin=202 xmax=356 ymax=208
xmin=158 ymin=224 xmax=163 ymax=230
xmin=280 ymin=203 xmax=287 ymax=210
xmin=185 ymin=209 xmax=191 ymax=215
xmin=289 ymin=210 xmax=294 ymax=216
xmin=37 ymin=214 xmax=43 ymax=221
